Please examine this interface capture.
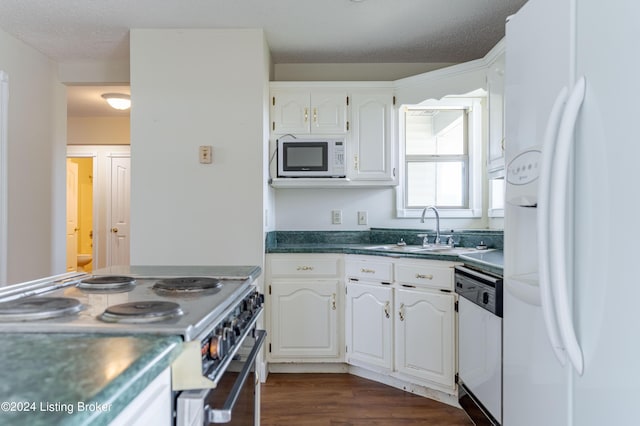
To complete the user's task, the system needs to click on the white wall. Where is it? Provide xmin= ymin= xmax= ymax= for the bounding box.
xmin=0 ymin=27 xmax=67 ymax=285
xmin=130 ymin=29 xmax=269 ymax=266
xmin=68 ymin=116 xmax=130 ymax=145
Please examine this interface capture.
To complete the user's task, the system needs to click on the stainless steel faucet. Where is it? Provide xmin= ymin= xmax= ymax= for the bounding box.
xmin=421 ymin=206 xmax=441 ymax=245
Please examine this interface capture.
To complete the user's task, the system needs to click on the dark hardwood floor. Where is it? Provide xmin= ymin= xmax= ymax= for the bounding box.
xmin=261 ymin=373 xmax=473 ymax=426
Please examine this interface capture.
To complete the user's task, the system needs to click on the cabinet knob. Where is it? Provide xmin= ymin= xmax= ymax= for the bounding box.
xmin=111 ymin=227 xmax=119 ymax=233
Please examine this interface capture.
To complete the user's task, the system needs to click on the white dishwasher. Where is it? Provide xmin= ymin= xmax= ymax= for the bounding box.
xmin=455 ymin=265 xmax=503 ymax=426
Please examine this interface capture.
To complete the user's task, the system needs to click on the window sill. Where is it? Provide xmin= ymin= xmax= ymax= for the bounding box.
xmin=396 ymin=208 xmax=482 ymax=219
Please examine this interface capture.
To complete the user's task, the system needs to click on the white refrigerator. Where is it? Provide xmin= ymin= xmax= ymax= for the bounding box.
xmin=503 ymin=0 xmax=640 ymax=425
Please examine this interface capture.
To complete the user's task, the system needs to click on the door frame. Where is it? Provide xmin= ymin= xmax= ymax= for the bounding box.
xmin=0 ymin=71 xmax=8 ymax=285
xmin=66 ymin=145 xmax=130 ymax=270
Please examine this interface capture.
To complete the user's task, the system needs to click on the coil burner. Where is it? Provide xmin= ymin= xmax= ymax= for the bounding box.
xmin=98 ymin=301 xmax=183 ymax=324
xmin=77 ymin=275 xmax=136 ymax=292
xmin=152 ymin=277 xmax=222 ymax=295
xmin=0 ymin=297 xmax=83 ymax=321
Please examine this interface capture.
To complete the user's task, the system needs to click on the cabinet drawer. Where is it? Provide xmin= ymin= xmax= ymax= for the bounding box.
xmin=269 ymin=255 xmax=341 ymax=278
xmin=395 ymin=262 xmax=454 ymax=291
xmin=345 ymin=258 xmax=393 ymax=282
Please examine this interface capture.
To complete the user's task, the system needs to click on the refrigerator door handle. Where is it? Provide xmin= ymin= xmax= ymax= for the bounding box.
xmin=538 ymin=85 xmax=569 ymax=366
xmin=549 ymin=76 xmax=586 ymax=375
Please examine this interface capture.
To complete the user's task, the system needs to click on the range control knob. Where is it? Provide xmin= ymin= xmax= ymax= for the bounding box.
xmin=209 ymin=334 xmax=224 ymax=360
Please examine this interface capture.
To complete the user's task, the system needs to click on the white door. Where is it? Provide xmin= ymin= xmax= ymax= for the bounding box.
xmin=269 ymin=280 xmax=340 ymax=360
xmin=310 ymin=91 xmax=347 ymax=134
xmin=270 ymin=91 xmax=310 ymax=134
xmin=395 ymin=287 xmax=455 ymax=389
xmin=66 ymin=160 xmax=79 ymax=272
xmin=345 ymin=280 xmax=393 ymax=370
xmin=350 ymin=90 xmax=394 ymax=180
xmin=108 ymin=156 xmax=130 ymax=266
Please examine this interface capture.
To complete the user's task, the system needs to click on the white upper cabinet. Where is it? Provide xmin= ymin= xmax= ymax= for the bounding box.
xmin=349 ymin=89 xmax=395 ymax=182
xmin=486 ymin=44 xmax=506 ymax=176
xmin=271 ymin=89 xmax=347 ymax=135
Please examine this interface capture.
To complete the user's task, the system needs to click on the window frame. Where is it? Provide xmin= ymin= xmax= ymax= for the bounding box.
xmin=395 ymin=97 xmax=483 ymax=219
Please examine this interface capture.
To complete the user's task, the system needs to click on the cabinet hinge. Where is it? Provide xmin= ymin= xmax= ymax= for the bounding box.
xmin=455 ymin=373 xmax=459 ymax=384
xmin=346 ymin=345 xmax=348 ymax=353
xmin=346 ymin=96 xmax=349 ymax=106
xmin=393 ymin=95 xmax=396 ymax=105
xmin=346 ymin=121 xmax=350 ymax=131
xmin=272 ymin=122 xmax=275 ymax=131
xmin=272 ymin=96 xmax=275 ymax=106
xmin=454 ymin=301 xmax=459 ymax=312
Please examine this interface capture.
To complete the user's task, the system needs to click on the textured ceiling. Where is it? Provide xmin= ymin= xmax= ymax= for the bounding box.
xmin=0 ymin=0 xmax=527 ymax=117
xmin=0 ymin=0 xmax=526 ymax=64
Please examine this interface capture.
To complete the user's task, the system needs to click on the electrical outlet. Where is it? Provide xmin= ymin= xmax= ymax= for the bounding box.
xmin=332 ymin=210 xmax=342 ymax=225
xmin=357 ymin=211 xmax=368 ymax=225
xmin=199 ymin=145 xmax=213 ymax=164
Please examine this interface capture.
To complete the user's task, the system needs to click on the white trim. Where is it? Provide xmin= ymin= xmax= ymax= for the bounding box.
xmin=0 ymin=71 xmax=8 ymax=286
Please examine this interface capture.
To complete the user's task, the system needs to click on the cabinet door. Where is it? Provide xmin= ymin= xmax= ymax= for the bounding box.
xmin=395 ymin=287 xmax=455 ymax=389
xmin=487 ymin=52 xmax=505 ymax=174
xmin=345 ymin=280 xmax=393 ymax=370
xmin=350 ymin=90 xmax=394 ymax=181
xmin=310 ymin=91 xmax=347 ymax=134
xmin=271 ymin=91 xmax=310 ymax=134
xmin=269 ymin=280 xmax=341 ymax=360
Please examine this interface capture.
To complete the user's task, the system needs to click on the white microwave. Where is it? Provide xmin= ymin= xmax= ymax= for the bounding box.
xmin=277 ymin=138 xmax=346 ymax=178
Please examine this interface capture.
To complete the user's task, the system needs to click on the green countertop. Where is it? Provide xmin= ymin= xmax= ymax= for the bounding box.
xmin=0 ymin=333 xmax=182 ymax=426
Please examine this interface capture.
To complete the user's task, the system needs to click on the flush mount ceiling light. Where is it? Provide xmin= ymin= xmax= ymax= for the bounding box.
xmin=101 ymin=93 xmax=131 ymax=110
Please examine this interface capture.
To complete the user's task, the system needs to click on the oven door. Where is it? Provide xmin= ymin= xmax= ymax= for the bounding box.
xmin=177 ymin=329 xmax=266 ymax=426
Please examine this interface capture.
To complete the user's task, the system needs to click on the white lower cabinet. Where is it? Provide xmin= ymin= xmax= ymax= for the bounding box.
xmin=395 ymin=286 xmax=456 ymax=389
xmin=267 ymin=254 xmax=343 ymax=362
xmin=345 ymin=280 xmax=393 ymax=371
xmin=267 ymin=253 xmax=457 ymax=395
xmin=109 ymin=367 xmax=171 ymax=426
xmin=346 ymin=255 xmax=457 ymax=393
xmin=269 ymin=280 xmax=341 ymax=360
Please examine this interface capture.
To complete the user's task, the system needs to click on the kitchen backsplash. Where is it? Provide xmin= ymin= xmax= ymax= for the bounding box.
xmin=266 ymin=228 xmax=503 ymax=250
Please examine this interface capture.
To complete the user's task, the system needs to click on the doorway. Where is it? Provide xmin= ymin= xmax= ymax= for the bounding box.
xmin=66 ymin=157 xmax=94 ymax=272
xmin=66 ymin=146 xmax=130 ymax=271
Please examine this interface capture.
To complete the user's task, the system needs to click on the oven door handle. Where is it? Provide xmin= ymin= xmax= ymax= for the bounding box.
xmin=205 ymin=329 xmax=267 ymax=423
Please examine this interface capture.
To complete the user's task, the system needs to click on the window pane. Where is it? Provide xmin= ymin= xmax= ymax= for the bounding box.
xmin=405 ymin=109 xmax=465 ymax=156
xmin=407 ymin=162 xmax=436 ymax=206
xmin=407 ymin=161 xmax=465 ymax=207
xmin=490 ymin=178 xmax=505 ymax=210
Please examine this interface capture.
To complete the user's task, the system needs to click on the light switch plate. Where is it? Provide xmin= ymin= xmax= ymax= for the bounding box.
xmin=199 ymin=145 xmax=213 ymax=164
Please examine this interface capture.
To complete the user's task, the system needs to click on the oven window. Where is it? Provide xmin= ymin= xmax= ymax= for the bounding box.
xmin=283 ymin=143 xmax=327 ymax=171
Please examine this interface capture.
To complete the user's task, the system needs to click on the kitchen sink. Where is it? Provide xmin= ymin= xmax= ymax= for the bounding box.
xmin=364 ymin=245 xmax=428 ymax=252
xmin=364 ymin=244 xmax=482 ymax=255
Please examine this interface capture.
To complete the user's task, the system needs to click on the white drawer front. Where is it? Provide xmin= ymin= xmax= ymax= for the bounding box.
xmin=270 ymin=255 xmax=341 ymax=278
xmin=395 ymin=262 xmax=454 ymax=291
xmin=345 ymin=259 xmax=393 ymax=282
